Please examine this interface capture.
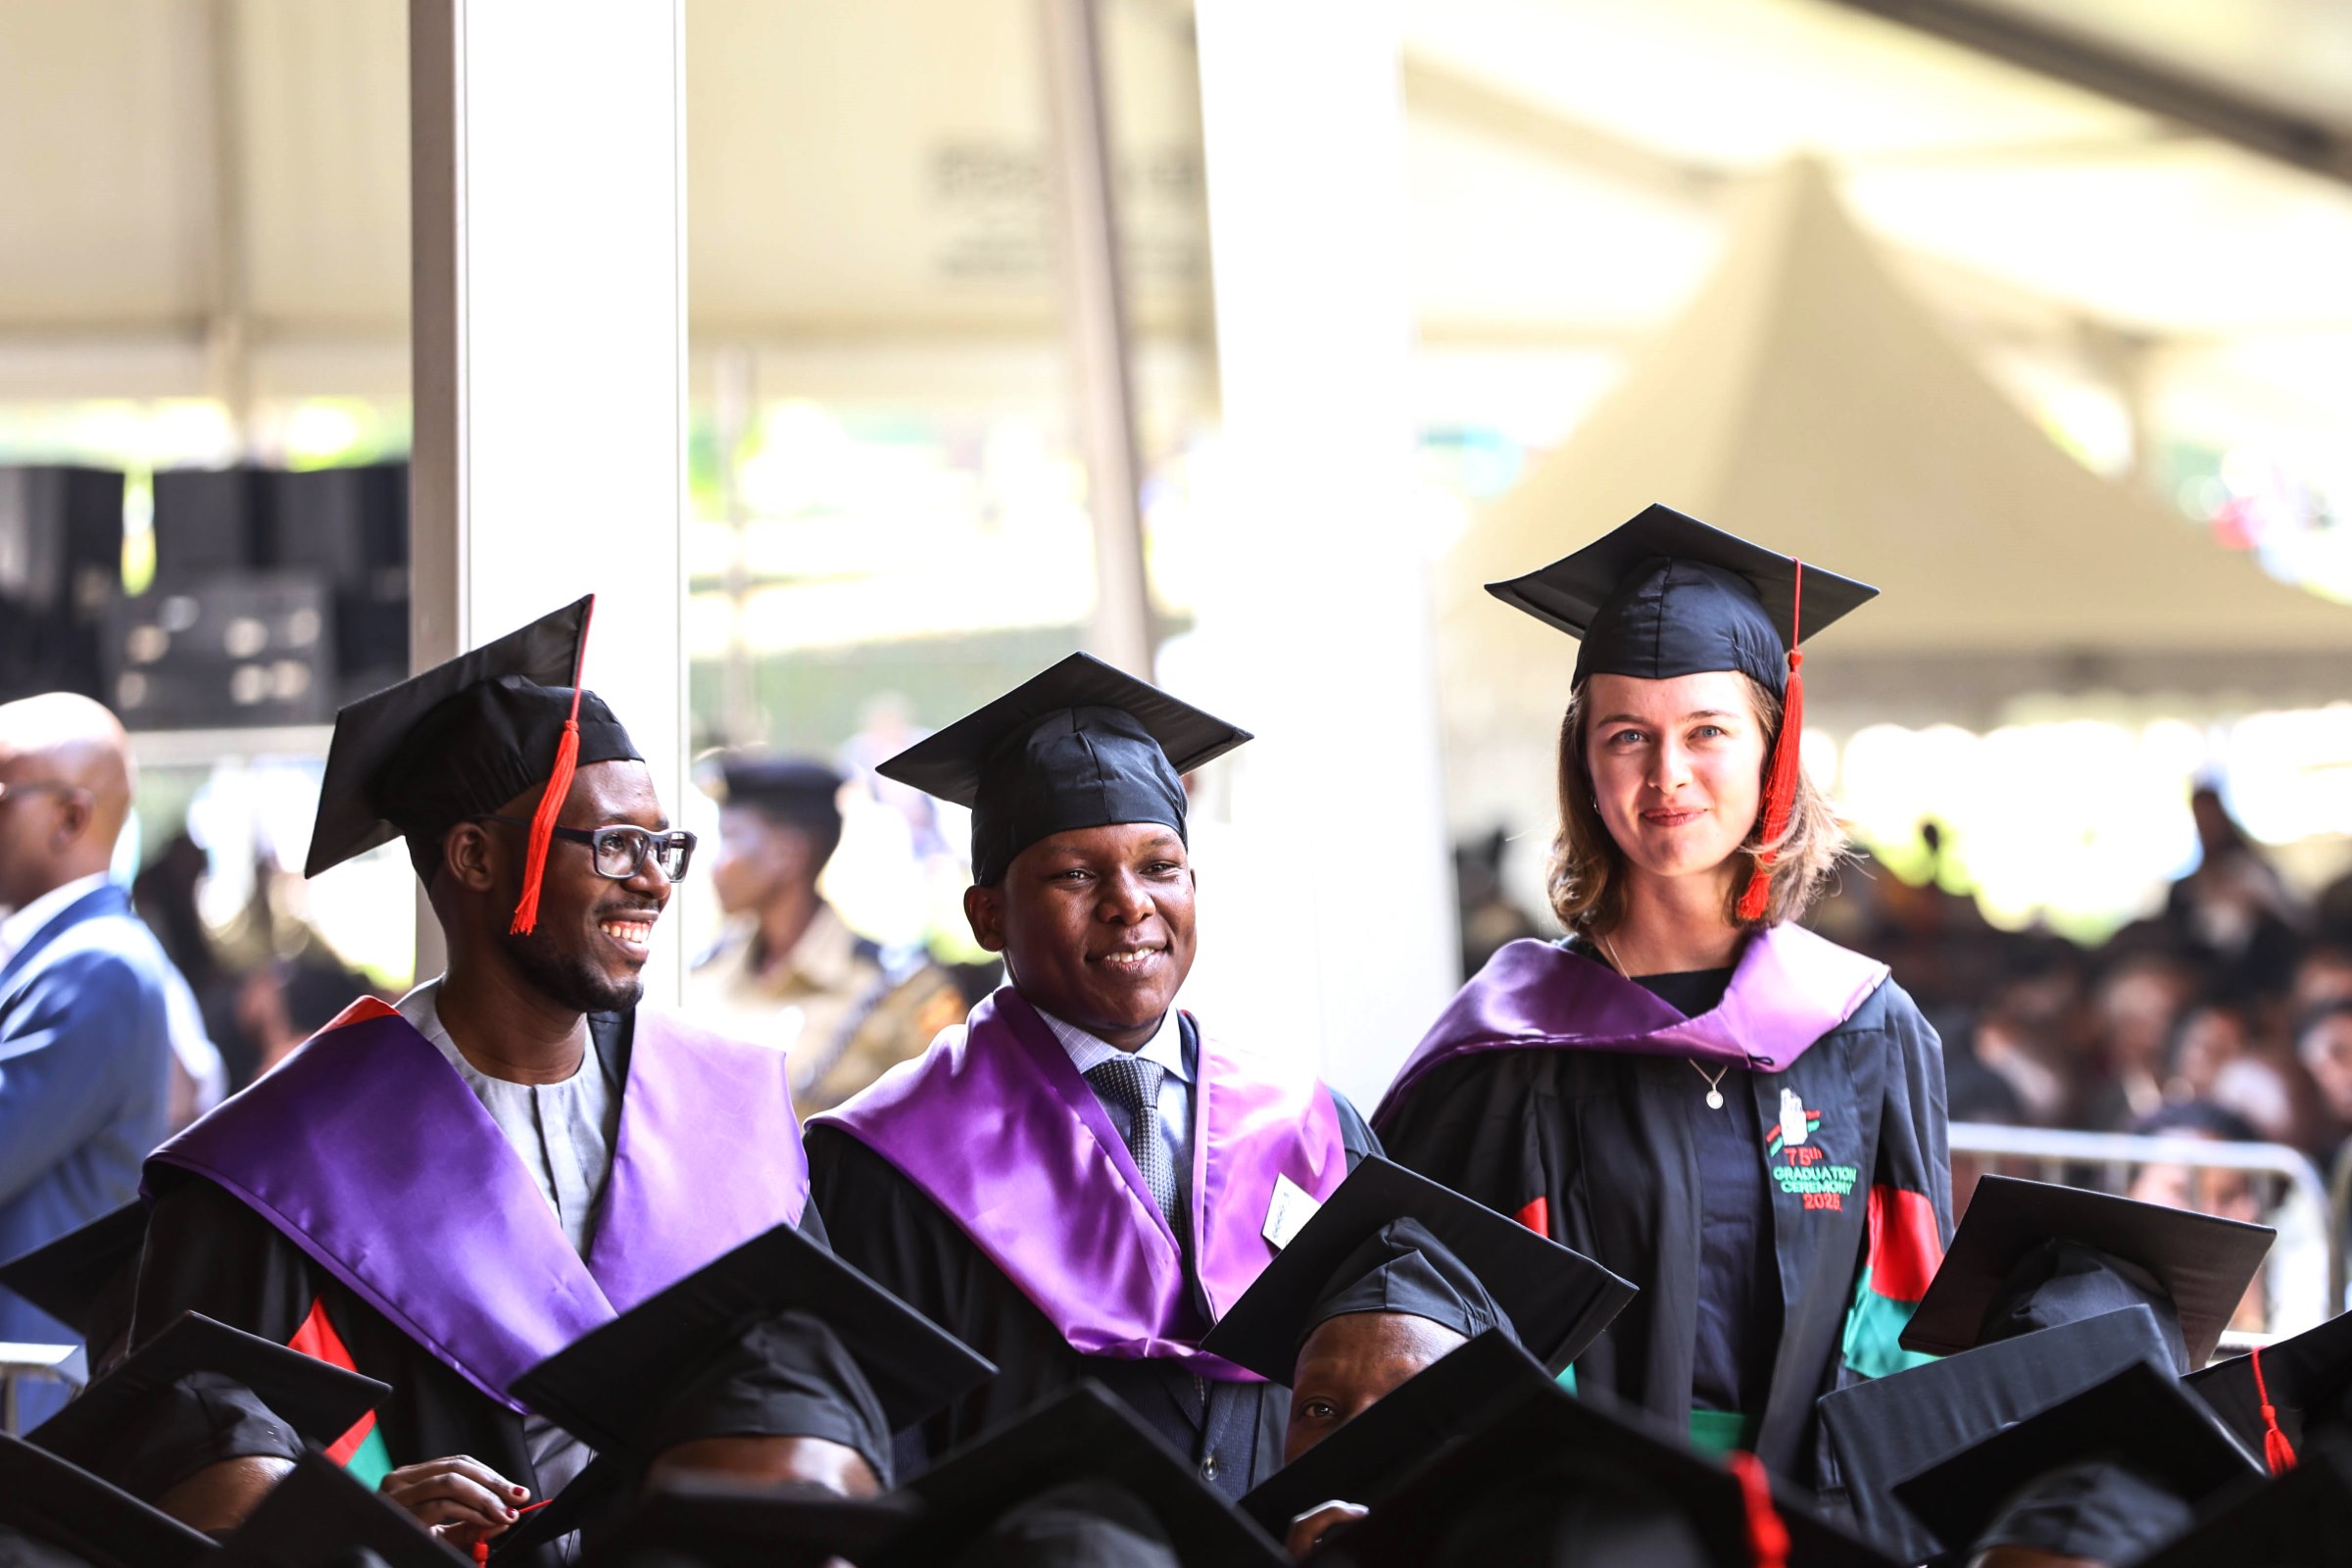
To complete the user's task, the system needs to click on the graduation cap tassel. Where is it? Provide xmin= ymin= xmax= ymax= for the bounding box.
xmin=2251 ymin=1344 xmax=2298 ymax=1475
xmin=510 ymin=598 xmax=596 ymax=936
xmin=1728 ymin=1450 xmax=1789 ymax=1568
xmin=1738 ymin=559 xmax=1805 ymax=923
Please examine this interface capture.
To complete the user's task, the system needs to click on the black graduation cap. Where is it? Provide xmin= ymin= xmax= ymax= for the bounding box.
xmin=574 ymin=1475 xmax=920 ymax=1568
xmin=0 ymin=1200 xmax=145 ymax=1345
xmin=875 ymin=653 xmax=1251 ymax=886
xmin=709 ymin=754 xmax=844 ymax=825
xmin=2132 ymin=1431 xmax=2352 ymax=1568
xmin=2187 ymin=1306 xmax=2352 ymax=1475
xmin=1241 ymin=1328 xmax=1555 ymax=1537
xmin=1888 ymin=1361 xmax=2261 ymax=1560
xmin=0 ymin=1433 xmax=216 ymax=1568
xmin=304 ymin=596 xmax=640 ymax=906
xmin=1818 ymin=1305 xmax=2182 ymax=1562
xmin=1304 ymin=1380 xmax=1894 ymax=1568
xmin=1199 ymin=1156 xmax=1635 ymax=1383
xmin=208 ymin=1447 xmax=467 ymax=1567
xmin=863 ymin=1383 xmax=1288 ymax=1568
xmin=1898 ymin=1175 xmax=2274 ymax=1368
xmin=1483 ymin=504 xmax=1876 ymax=695
xmin=29 ymin=1310 xmax=388 ymax=1500
xmin=510 ymin=1221 xmax=994 ymax=1461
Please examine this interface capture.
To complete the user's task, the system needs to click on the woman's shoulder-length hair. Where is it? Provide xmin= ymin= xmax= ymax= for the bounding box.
xmin=1545 ymin=674 xmax=1847 ymax=935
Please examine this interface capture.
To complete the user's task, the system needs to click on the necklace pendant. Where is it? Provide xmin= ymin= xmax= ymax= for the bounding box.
xmin=1705 ymin=1088 xmax=1726 ymax=1110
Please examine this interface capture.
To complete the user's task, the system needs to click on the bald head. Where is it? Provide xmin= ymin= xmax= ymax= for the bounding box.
xmin=0 ymin=693 xmax=134 ymax=909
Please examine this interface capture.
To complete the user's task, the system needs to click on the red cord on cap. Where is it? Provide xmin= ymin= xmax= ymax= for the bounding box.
xmin=1729 ymin=1450 xmax=1789 ymax=1568
xmin=2252 ymin=1343 xmax=2298 ymax=1476
xmin=1739 ymin=560 xmax=1804 ymax=923
xmin=510 ymin=597 xmax=595 ymax=937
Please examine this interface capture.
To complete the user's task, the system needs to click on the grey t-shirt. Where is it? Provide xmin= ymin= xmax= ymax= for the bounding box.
xmin=396 ymin=979 xmax=622 ymax=1557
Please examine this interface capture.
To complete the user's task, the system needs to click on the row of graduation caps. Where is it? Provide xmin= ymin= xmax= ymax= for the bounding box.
xmin=2 ymin=1154 xmax=2344 ymax=1567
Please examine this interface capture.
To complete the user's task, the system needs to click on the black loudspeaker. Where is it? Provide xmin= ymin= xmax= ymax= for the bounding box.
xmin=267 ymin=463 xmax=413 ymax=699
xmin=0 ymin=466 xmax=123 ymax=612
xmin=0 ymin=467 xmax=122 ymax=702
xmin=102 ymin=573 xmax=338 ymax=729
xmin=263 ymin=464 xmax=409 ymax=583
xmin=152 ymin=466 xmax=269 ymax=576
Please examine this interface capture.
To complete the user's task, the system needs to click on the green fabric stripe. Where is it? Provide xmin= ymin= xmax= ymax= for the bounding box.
xmin=1688 ymin=1408 xmax=1761 ymax=1455
xmin=1840 ymin=1264 xmax=1939 ymax=1379
xmin=343 ymin=1426 xmax=395 ymax=1491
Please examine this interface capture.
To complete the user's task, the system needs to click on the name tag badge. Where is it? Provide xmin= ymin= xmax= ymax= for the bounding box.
xmin=1263 ymin=1173 xmax=1320 ymax=1250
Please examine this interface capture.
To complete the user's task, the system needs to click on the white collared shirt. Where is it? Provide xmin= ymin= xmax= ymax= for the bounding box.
xmin=0 ymin=872 xmax=112 ymax=968
xmin=1039 ymin=1005 xmax=1195 ymax=1221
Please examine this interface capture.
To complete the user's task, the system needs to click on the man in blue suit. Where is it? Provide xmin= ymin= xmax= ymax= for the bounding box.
xmin=0 ymin=694 xmax=176 ymax=1408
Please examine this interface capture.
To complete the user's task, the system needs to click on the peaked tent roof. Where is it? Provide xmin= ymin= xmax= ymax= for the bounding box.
xmin=1436 ymin=158 xmax=2352 ymax=737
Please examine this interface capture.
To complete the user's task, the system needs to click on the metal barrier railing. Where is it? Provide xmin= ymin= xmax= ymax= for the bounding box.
xmin=1948 ymin=1121 xmax=2338 ymax=1333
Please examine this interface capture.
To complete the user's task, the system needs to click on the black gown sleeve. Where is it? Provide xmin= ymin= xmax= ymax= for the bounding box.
xmin=1373 ymin=1054 xmax=1563 ymax=1234
xmin=1328 ymin=1088 xmax=1383 ymax=1167
xmin=132 ymin=1175 xmax=316 ymax=1351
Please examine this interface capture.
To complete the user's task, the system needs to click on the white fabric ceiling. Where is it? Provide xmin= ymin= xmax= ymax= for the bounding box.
xmin=3 ymin=0 xmax=2350 ymax=411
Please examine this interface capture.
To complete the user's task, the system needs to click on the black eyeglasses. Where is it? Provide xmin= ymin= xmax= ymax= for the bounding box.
xmin=477 ymin=815 xmax=697 ymax=881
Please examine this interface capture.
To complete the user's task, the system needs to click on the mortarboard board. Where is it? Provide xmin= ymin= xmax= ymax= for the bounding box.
xmin=709 ymin=755 xmax=845 ymax=827
xmin=1198 ymin=1156 xmax=1635 ymax=1384
xmin=1818 ymin=1305 xmax=2181 ymax=1561
xmin=510 ymin=1221 xmax=993 ymax=1461
xmin=304 ymin=595 xmax=639 ymax=935
xmin=207 ymin=1447 xmax=466 ymax=1567
xmin=2132 ymin=1431 xmax=2352 ymax=1568
xmin=1898 ymin=1175 xmax=2273 ymax=1369
xmin=1484 ymin=505 xmax=1876 ymax=693
xmin=1481 ymin=504 xmax=1876 ymax=923
xmin=575 ymin=1475 xmax=919 ymax=1568
xmin=875 ymin=653 xmax=1250 ymax=886
xmin=0 ymin=1201 xmax=145 ymax=1347
xmin=2186 ymin=1305 xmax=2352 ymax=1477
xmin=29 ymin=1310 xmax=388 ymax=1502
xmin=1887 ymin=1361 xmax=2261 ymax=1560
xmin=1304 ymin=1379 xmax=1895 ymax=1568
xmin=864 ymin=1383 xmax=1288 ymax=1568
xmin=1240 ymin=1328 xmax=1556 ymax=1538
xmin=0 ymin=1434 xmax=216 ymax=1568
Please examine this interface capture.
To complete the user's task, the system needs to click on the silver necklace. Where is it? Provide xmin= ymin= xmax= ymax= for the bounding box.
xmin=1597 ymin=931 xmax=1731 ymax=1110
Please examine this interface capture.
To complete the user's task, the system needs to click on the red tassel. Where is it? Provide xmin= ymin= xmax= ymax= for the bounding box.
xmin=1729 ymin=1450 xmax=1789 ymax=1568
xmin=1738 ymin=560 xmax=1805 ymax=923
xmin=510 ymin=597 xmax=596 ymax=936
xmin=2252 ymin=1344 xmax=2298 ymax=1476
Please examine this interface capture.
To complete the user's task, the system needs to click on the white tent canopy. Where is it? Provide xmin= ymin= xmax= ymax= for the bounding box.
xmin=1434 ymin=157 xmax=2352 ymax=836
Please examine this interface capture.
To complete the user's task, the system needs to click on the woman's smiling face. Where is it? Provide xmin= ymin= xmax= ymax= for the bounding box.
xmin=1581 ymin=669 xmax=1769 ymax=889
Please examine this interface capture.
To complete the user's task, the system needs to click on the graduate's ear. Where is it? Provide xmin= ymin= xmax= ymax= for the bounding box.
xmin=442 ymin=819 xmax=502 ymax=896
xmin=963 ymin=883 xmax=1007 ymax=954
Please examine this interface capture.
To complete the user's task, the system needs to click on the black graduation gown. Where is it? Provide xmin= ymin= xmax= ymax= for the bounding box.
xmin=1375 ymin=971 xmax=1949 ymax=1494
xmin=126 ymin=1013 xmax=834 ymax=1567
xmin=804 ymin=1058 xmax=1380 ymax=1503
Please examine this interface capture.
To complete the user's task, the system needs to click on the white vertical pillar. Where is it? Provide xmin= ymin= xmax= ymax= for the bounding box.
xmin=408 ymin=0 xmax=689 ymax=1005
xmin=1190 ymin=0 xmax=1457 ymax=1106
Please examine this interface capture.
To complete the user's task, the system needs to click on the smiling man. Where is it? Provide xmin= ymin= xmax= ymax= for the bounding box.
xmin=805 ymin=655 xmax=1380 ymax=1500
xmin=116 ymin=600 xmax=854 ymax=1560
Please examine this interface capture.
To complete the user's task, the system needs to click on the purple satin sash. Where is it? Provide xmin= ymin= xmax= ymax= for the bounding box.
xmin=147 ymin=999 xmax=808 ymax=1411
xmin=811 ymin=988 xmax=1347 ymax=1380
xmin=1374 ymin=923 xmax=1888 ymax=1126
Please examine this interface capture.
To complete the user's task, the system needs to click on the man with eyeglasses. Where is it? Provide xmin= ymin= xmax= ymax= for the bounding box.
xmin=0 ymin=692 xmax=179 ymax=1423
xmin=98 ymin=599 xmax=893 ymax=1559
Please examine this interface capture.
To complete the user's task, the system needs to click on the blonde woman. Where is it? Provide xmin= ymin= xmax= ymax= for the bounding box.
xmin=1375 ymin=507 xmax=1950 ymax=1495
